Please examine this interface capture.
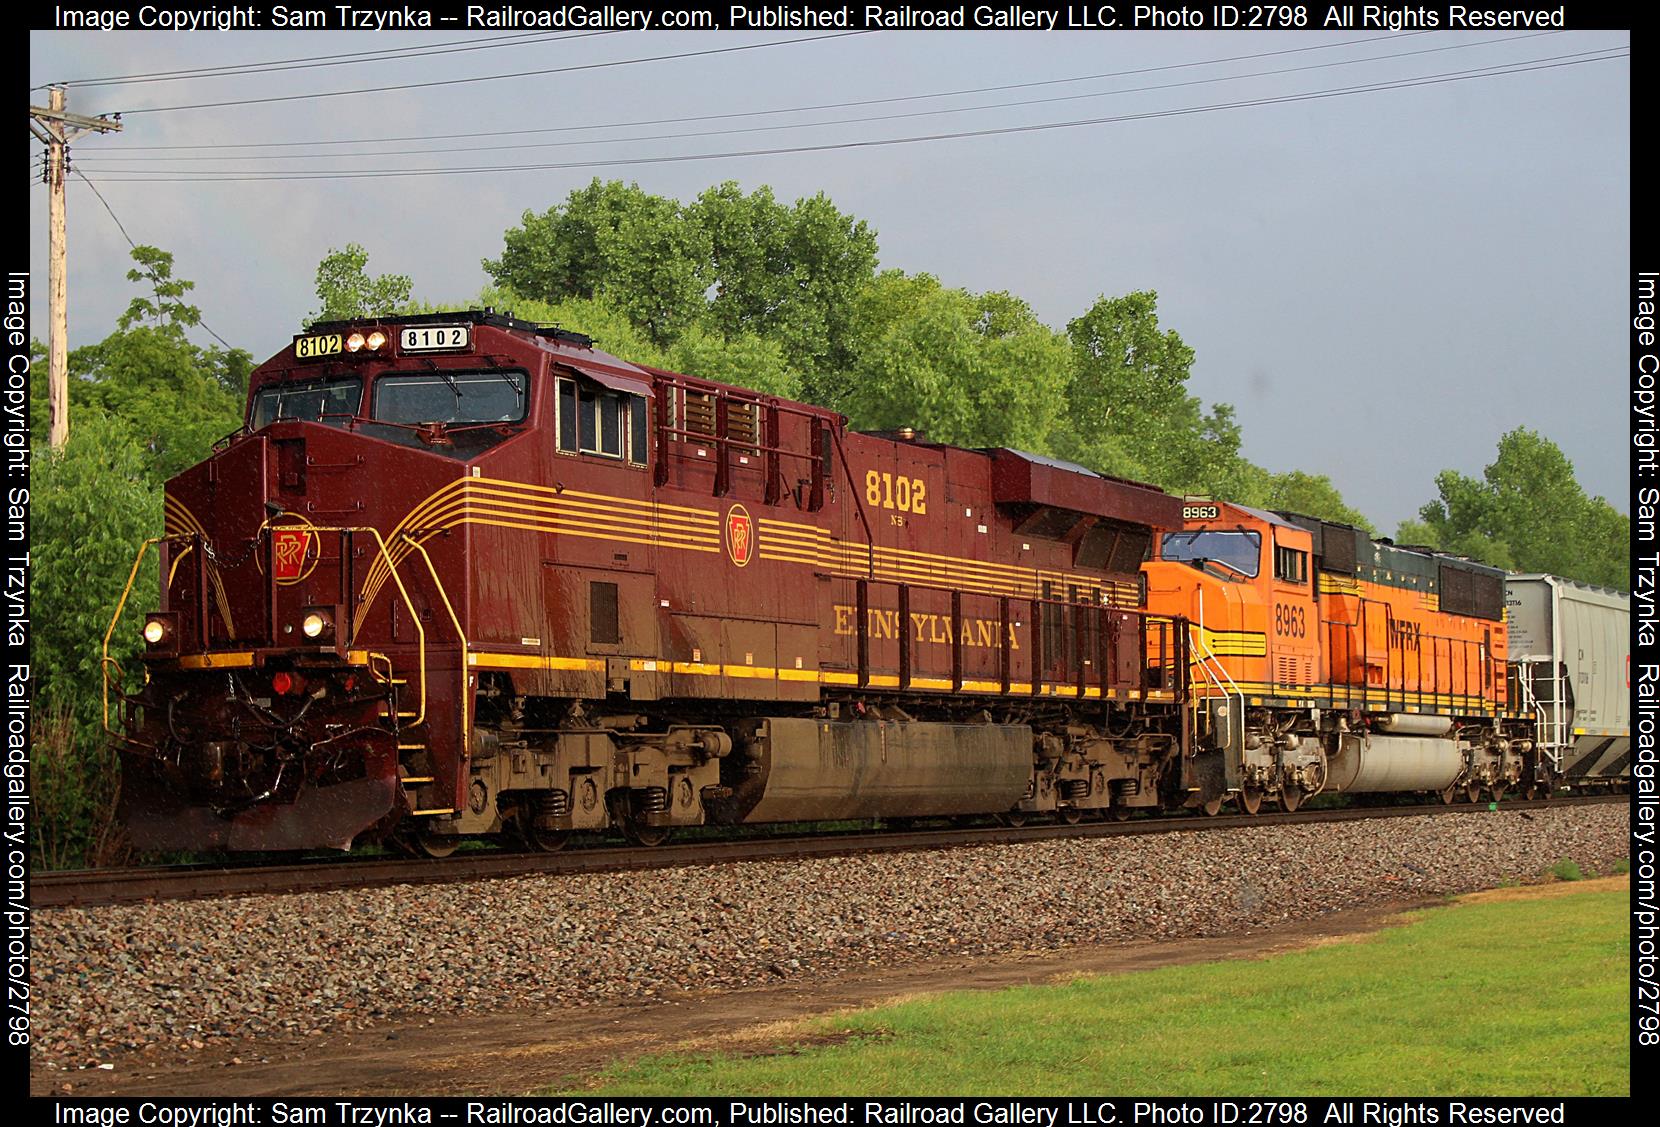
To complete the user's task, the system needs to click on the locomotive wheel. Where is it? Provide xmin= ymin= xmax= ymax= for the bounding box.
xmin=1278 ymin=788 xmax=1303 ymax=814
xmin=413 ymin=832 xmax=459 ymax=859
xmin=999 ymin=810 xmax=1028 ymax=828
xmin=523 ymin=824 xmax=571 ymax=853
xmin=1059 ymin=807 xmax=1083 ymax=825
xmin=621 ymin=820 xmax=673 ymax=848
xmin=1488 ymin=786 xmax=1507 ymax=806
xmin=1465 ymin=782 xmax=1483 ymax=804
xmin=1441 ymin=784 xmax=1461 ymax=806
xmin=1109 ymin=805 xmax=1134 ymax=822
xmin=1238 ymin=787 xmax=1264 ymax=816
xmin=1200 ymin=797 xmax=1224 ymax=817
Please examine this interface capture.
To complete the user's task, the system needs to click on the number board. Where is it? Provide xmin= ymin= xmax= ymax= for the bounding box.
xmin=294 ymin=333 xmax=342 ymax=361
xmin=1182 ymin=504 xmax=1220 ymax=521
xmin=400 ymin=324 xmax=471 ymax=353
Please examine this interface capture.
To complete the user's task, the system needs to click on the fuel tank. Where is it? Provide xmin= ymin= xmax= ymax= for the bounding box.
xmin=716 ymin=717 xmax=1033 ymax=823
xmin=1324 ymin=732 xmax=1463 ymax=793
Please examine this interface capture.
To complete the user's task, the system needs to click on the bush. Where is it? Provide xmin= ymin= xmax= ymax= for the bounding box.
xmin=1548 ymin=858 xmax=1584 ymax=882
xmin=30 ymin=413 xmax=159 ymax=868
xmin=31 ymin=703 xmax=132 ymax=870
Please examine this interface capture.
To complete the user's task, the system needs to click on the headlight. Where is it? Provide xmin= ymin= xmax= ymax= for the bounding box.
xmin=299 ymin=605 xmax=339 ymax=643
xmin=142 ymin=613 xmax=177 ymax=651
xmin=345 ymin=332 xmax=366 ymax=353
xmin=366 ymin=330 xmax=387 ymax=351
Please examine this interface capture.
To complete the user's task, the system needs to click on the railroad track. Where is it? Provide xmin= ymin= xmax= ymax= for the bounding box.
xmin=33 ymin=793 xmax=1625 ymax=909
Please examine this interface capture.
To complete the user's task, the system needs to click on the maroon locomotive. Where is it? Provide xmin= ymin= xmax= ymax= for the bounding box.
xmin=107 ymin=311 xmax=1194 ymax=854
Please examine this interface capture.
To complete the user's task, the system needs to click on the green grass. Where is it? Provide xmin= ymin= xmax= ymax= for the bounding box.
xmin=565 ymin=882 xmax=1629 ymax=1097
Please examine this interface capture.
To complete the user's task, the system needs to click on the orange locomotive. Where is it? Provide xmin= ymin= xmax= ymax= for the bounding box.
xmin=1144 ymin=501 xmax=1529 ymax=815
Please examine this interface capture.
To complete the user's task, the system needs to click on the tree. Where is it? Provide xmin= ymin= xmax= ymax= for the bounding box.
xmin=823 ymin=271 xmax=1068 ymax=451
xmin=1263 ymin=470 xmax=1375 ymax=532
xmin=484 ymin=179 xmax=880 ymax=357
xmin=692 ymin=182 xmax=878 ymax=388
xmin=1414 ymin=427 xmax=1627 ymax=588
xmin=484 ymin=181 xmax=710 ymax=346
xmin=30 ymin=412 xmax=159 ymax=866
xmin=312 ymin=243 xmax=413 ymax=323
xmin=120 ymin=244 xmax=201 ymax=330
xmin=472 ymin=286 xmax=802 ymax=399
xmin=1059 ymin=291 xmax=1251 ymax=495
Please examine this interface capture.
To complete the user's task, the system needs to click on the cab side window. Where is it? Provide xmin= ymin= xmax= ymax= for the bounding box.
xmin=555 ymin=377 xmax=647 ymax=465
xmin=1273 ymin=544 xmax=1308 ymax=584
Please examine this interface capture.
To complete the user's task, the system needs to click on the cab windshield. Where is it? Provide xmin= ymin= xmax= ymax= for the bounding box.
xmin=372 ymin=370 xmax=527 ymax=425
xmin=1160 ymin=530 xmax=1261 ymax=577
xmin=250 ymin=378 xmax=362 ymax=430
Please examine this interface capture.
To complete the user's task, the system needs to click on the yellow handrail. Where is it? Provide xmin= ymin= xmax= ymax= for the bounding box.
xmin=101 ymin=535 xmax=189 ymax=734
xmin=103 ymin=524 xmax=446 ymax=735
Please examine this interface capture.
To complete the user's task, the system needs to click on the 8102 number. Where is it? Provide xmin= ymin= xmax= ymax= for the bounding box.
xmin=865 ymin=470 xmax=927 ymax=514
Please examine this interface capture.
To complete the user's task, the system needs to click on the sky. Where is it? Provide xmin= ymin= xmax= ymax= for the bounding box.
xmin=26 ymin=24 xmax=1631 ymax=533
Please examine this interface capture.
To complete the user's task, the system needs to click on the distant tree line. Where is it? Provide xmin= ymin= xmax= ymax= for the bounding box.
xmin=28 ymin=182 xmax=1627 ymax=866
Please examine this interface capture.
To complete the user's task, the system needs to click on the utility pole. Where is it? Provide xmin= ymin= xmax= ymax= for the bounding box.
xmin=28 ymin=86 xmax=122 ymax=449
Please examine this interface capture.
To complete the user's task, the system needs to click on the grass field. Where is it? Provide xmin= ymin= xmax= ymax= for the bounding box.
xmin=566 ymin=878 xmax=1630 ymax=1096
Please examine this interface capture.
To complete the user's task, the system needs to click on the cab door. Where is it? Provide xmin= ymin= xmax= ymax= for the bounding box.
xmin=1267 ymin=527 xmax=1319 ymax=691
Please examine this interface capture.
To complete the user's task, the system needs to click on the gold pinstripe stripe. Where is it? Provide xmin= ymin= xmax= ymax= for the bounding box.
xmin=163 ymin=497 xmax=238 ymax=640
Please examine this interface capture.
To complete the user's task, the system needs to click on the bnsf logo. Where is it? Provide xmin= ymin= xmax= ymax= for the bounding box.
xmin=1182 ymin=505 xmax=1219 ymax=520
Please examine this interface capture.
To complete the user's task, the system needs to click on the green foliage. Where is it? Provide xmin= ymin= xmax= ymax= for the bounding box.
xmin=31 ymin=246 xmax=244 ymax=866
xmin=31 ymin=410 xmax=160 ymax=729
xmin=69 ymin=326 xmax=246 ymax=483
xmin=1050 ymin=291 xmax=1277 ymax=507
xmin=32 ymin=703 xmax=131 ymax=870
xmin=692 ymin=182 xmax=878 ymax=385
xmin=821 ymin=272 xmax=1067 ymax=451
xmin=311 ymin=243 xmax=413 ymax=323
xmin=119 ymin=244 xmax=201 ymax=331
xmin=1548 ymin=858 xmax=1585 ymax=882
xmin=473 ymin=287 xmax=802 ymax=400
xmin=483 ymin=180 xmax=710 ymax=346
xmin=1612 ymin=858 xmax=1631 ymax=875
xmin=1263 ymin=470 xmax=1377 ymax=532
xmin=1414 ymin=428 xmax=1628 ymax=588
xmin=485 ymin=178 xmax=878 ymax=362
xmin=482 ymin=187 xmax=1381 ymax=521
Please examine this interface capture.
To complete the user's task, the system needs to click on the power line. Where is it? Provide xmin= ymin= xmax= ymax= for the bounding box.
xmin=72 ymin=168 xmax=238 ymax=351
xmin=74 ymin=48 xmax=1629 ymax=183
xmin=36 ymin=30 xmax=605 ymax=89
xmin=80 ymin=31 xmax=1572 ymax=166
xmin=100 ymin=31 xmax=1435 ymax=151
xmin=116 ymin=32 xmax=875 ymax=115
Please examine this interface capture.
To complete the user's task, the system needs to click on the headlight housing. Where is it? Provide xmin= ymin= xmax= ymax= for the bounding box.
xmin=300 ymin=605 xmax=337 ymax=643
xmin=142 ymin=612 xmax=177 ymax=654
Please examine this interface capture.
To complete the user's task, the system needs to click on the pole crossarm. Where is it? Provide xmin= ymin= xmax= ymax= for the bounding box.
xmin=27 ymin=104 xmax=124 ymax=139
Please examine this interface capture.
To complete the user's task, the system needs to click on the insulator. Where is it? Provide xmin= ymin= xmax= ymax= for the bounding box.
xmin=639 ymin=786 xmax=668 ymax=813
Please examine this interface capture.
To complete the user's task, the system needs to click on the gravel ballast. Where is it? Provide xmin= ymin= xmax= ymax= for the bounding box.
xmin=31 ymin=804 xmax=1630 ymax=1070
